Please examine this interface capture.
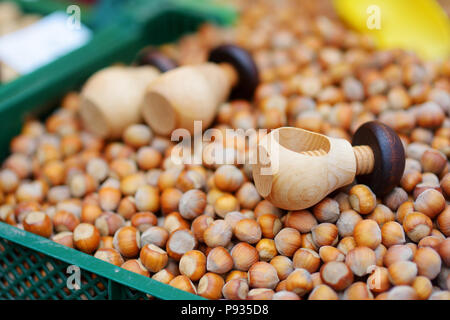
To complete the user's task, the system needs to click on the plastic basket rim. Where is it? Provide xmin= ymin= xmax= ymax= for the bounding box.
xmin=0 ymin=222 xmax=204 ymax=300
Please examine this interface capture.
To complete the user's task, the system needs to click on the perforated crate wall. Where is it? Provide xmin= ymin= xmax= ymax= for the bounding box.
xmin=0 ymin=223 xmax=202 ymax=300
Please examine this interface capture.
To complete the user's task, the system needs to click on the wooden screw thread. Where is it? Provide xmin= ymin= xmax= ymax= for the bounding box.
xmin=219 ymin=63 xmax=238 ymax=88
xmin=352 ymin=145 xmax=375 ymax=175
xmin=300 ymin=150 xmax=327 ymax=157
xmin=300 ymin=146 xmax=375 ymax=175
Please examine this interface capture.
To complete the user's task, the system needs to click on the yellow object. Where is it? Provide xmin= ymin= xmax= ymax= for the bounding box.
xmin=333 ymin=0 xmax=450 ymax=60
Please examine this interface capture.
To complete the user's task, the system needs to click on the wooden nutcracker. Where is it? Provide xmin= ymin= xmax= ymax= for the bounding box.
xmin=140 ymin=44 xmax=259 ymax=136
xmin=79 ymin=50 xmax=177 ymax=139
xmin=252 ymin=121 xmax=405 ymax=210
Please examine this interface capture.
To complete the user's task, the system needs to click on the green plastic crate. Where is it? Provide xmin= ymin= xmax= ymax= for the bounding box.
xmin=0 ymin=0 xmax=96 ymax=99
xmin=0 ymin=0 xmax=237 ymax=300
xmin=0 ymin=0 xmax=237 ymax=159
xmin=2 ymin=0 xmax=94 ymax=23
xmin=0 ymin=222 xmax=201 ymax=299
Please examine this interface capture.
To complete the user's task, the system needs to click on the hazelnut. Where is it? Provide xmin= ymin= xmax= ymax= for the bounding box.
xmin=381 ymin=221 xmax=406 ymax=247
xmin=345 ymin=247 xmax=376 ymax=277
xmin=176 ymin=170 xmax=205 ymax=192
xmin=274 ymin=227 xmax=302 ymax=256
xmin=169 ymin=275 xmax=197 ymax=295
xmin=254 ymin=200 xmax=282 ymax=219
xmin=179 ymin=250 xmax=206 ymax=281
xmin=161 ymin=188 xmax=183 ymax=215
xmin=257 ymin=213 xmax=282 ymax=239
xmin=73 ymin=223 xmax=100 ymax=253
xmin=98 ymin=187 xmax=121 ymax=212
xmin=140 ymin=243 xmax=169 ymax=272
xmin=437 ymin=206 xmax=450 ymax=236
xmin=166 ymin=229 xmax=197 ymax=261
xmin=113 ymin=226 xmax=141 ymax=258
xmin=94 ymin=248 xmax=124 ymax=266
xmin=414 ymin=247 xmax=442 ymax=280
xmin=23 ymin=211 xmax=52 ymax=238
xmin=412 ymin=276 xmax=433 ymax=300
xmin=95 ymin=212 xmax=125 ymax=236
xmin=308 ymin=284 xmax=339 ymax=300
xmin=52 ymin=231 xmax=74 ymax=248
xmin=207 ymin=246 xmax=233 ymax=274
xmin=81 ymin=203 xmax=102 ymax=224
xmin=152 ymin=269 xmax=175 ymax=284
xmin=388 ymin=260 xmax=418 ymax=285
xmin=438 ymin=238 xmax=450 ymax=266
xmin=247 ymin=288 xmax=274 ymax=300
xmin=337 ymin=236 xmax=357 ymax=255
xmin=214 ymin=194 xmax=240 ymax=218
xmin=367 ymin=266 xmax=390 ymax=293
xmin=383 ymin=244 xmax=414 ymax=267
xmin=236 ymin=182 xmax=261 ymax=209
xmin=285 ymin=268 xmax=313 ymax=297
xmin=319 ymin=246 xmax=345 ymax=263
xmin=121 ymin=259 xmax=150 ymax=277
xmin=231 ymin=242 xmax=259 ymax=271
xmin=383 ymin=187 xmax=408 ymax=211
xmin=141 ymin=226 xmax=169 ymax=248
xmin=293 ymin=248 xmax=321 ymax=273
xmin=414 ymin=189 xmax=445 ymax=219
xmin=284 ymin=210 xmax=317 ymax=233
xmin=396 ymin=201 xmax=415 ymax=224
xmin=400 ymin=170 xmax=422 ymax=193
xmin=403 ymin=211 xmax=433 ymax=242
xmin=163 ymin=211 xmax=189 ymax=234
xmin=311 ymin=223 xmax=338 ymax=248
xmin=116 ymin=196 xmax=136 ymax=220
xmin=131 ymin=211 xmax=157 ymax=232
xmin=342 ymin=281 xmax=374 ymax=300
xmin=336 ymin=209 xmax=362 ymax=237
xmin=234 ymin=219 xmax=262 ymax=244
xmin=225 ymin=270 xmax=247 ymax=283
xmin=349 ymin=184 xmax=376 ymax=214
xmin=313 ymin=197 xmax=340 ymax=223
xmin=248 ymin=261 xmax=279 ymax=289
xmin=134 ymin=185 xmax=160 ymax=212
xmin=421 ymin=149 xmax=447 ymax=174
xmin=222 ymin=279 xmax=249 ymax=300
xmin=256 ymin=239 xmax=277 ymax=261
xmin=386 ymin=286 xmax=418 ymax=300
xmin=198 ymin=273 xmax=224 ymax=300
xmin=204 ymin=219 xmax=232 ymax=248
xmin=191 ymin=215 xmax=214 ymax=243
xmin=320 ymin=261 xmax=353 ymax=291
xmin=214 ymin=165 xmax=244 ymax=192
xmin=272 ymin=291 xmax=300 ymax=300
xmin=178 ymin=189 xmax=207 ymax=220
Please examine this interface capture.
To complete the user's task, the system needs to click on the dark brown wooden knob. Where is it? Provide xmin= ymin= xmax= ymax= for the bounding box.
xmin=137 ymin=47 xmax=178 ymax=72
xmin=352 ymin=121 xmax=405 ymax=196
xmin=208 ymin=44 xmax=259 ymax=100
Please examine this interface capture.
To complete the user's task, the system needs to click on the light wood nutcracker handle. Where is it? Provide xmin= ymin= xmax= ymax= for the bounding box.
xmin=79 ymin=66 xmax=161 ymax=139
xmin=141 ymin=45 xmax=259 ymax=136
xmin=252 ymin=121 xmax=404 ymax=210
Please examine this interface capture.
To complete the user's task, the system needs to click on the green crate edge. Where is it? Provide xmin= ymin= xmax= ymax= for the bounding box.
xmin=0 ymin=1 xmax=237 ymax=159
xmin=0 ymin=0 xmax=237 ymax=101
xmin=0 ymin=222 xmax=204 ymax=300
xmin=0 ymin=0 xmax=98 ymax=98
xmin=2 ymin=0 xmax=94 ymax=24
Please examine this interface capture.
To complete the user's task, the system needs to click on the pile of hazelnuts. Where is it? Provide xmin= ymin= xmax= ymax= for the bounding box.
xmin=1 ymin=0 xmax=450 ymax=300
